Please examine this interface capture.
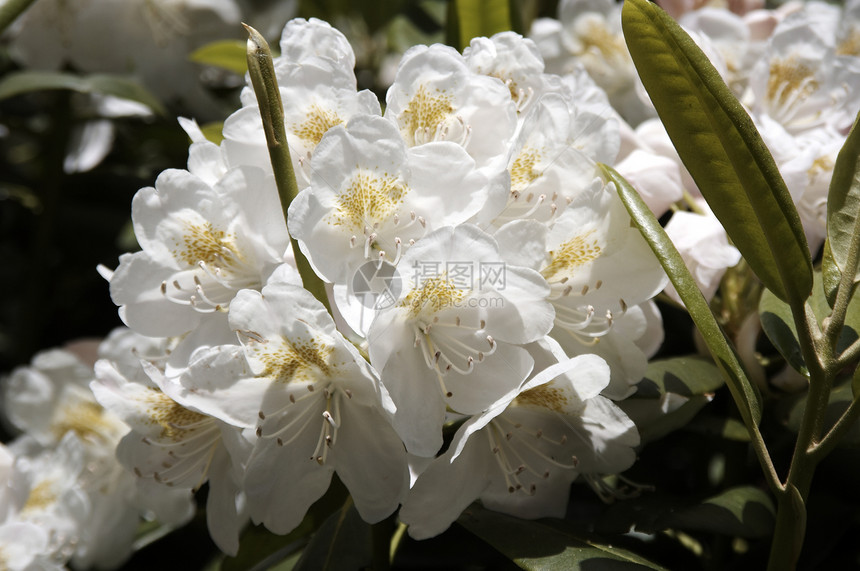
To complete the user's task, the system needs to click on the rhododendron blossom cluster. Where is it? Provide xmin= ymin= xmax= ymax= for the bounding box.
xmin=55 ymin=17 xmax=667 ymax=555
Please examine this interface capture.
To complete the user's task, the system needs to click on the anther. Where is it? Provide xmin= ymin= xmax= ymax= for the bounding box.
xmin=289 ymin=394 xmax=296 ymax=403
xmin=277 ymin=438 xmax=284 ymax=446
xmin=258 ymin=411 xmax=265 ymax=420
xmin=255 ymin=426 xmax=262 ymax=437
xmin=595 ymin=280 xmax=603 ymax=289
xmin=480 ymin=319 xmax=486 ymax=329
xmin=487 ymin=335 xmax=495 ymax=348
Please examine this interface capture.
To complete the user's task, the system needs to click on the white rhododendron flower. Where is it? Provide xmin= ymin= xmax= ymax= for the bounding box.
xmin=497 ymin=178 xmax=668 ymax=398
xmin=1 ymin=435 xmax=89 ymax=567
xmin=400 ymin=340 xmax=638 ymax=539
xmin=385 ymin=43 xmax=518 ymax=174
xmin=91 ymin=360 xmax=249 ymax=555
xmin=367 ymin=224 xmax=555 ymax=457
xmin=289 ymin=114 xmax=494 ymax=284
xmin=226 ymin=19 xmax=381 ymax=188
xmin=463 ymin=32 xmax=546 ymax=114
xmin=743 ymin=9 xmax=860 ymax=137
xmin=175 ymin=282 xmax=409 ymax=535
xmin=663 ymin=208 xmax=742 ymax=305
xmin=110 ymin=166 xmax=290 ymax=337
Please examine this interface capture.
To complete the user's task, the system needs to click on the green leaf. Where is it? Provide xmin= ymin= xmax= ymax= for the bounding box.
xmin=621 ymin=0 xmax=812 ymax=305
xmin=827 ymin=110 xmax=860 ymax=282
xmin=821 ymin=240 xmax=841 ymax=308
xmin=458 ymin=504 xmax=669 ymax=570
xmin=190 ymin=40 xmax=250 ymax=75
xmin=759 ymin=287 xmax=807 ymax=376
xmin=602 ymin=163 xmax=762 ymax=428
xmin=667 ymin=486 xmax=776 ymax=538
xmin=292 ymin=498 xmax=372 ymax=571
xmin=0 ymin=71 xmax=166 ymax=115
xmin=221 ymin=477 xmax=348 ymax=571
xmin=446 ymin=0 xmax=515 ymax=51
xmin=620 ymin=357 xmax=725 ymax=442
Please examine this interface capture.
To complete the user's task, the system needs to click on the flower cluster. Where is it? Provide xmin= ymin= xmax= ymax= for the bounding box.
xmin=533 ymin=0 xmax=860 ymax=304
xmin=8 ymin=17 xmax=670 ymax=555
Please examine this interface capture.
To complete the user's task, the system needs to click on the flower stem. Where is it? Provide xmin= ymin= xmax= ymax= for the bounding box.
xmin=244 ymin=24 xmax=331 ymax=313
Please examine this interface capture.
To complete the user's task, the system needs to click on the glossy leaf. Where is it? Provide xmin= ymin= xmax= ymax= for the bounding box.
xmin=620 ymin=357 xmax=724 ymax=443
xmin=827 ymin=110 xmax=860 ymax=282
xmin=622 ymin=0 xmax=812 ymax=305
xmin=0 ymin=71 xmax=166 ymax=115
xmin=446 ymin=0 xmax=516 ymax=51
xmin=759 ymin=287 xmax=807 ymax=376
xmin=822 ymin=240 xmax=841 ymax=308
xmin=603 ymin=163 xmax=762 ymax=427
xmin=190 ymin=40 xmax=250 ymax=75
xmin=458 ymin=504 xmax=669 ymax=570
xmin=292 ymin=499 xmax=372 ymax=571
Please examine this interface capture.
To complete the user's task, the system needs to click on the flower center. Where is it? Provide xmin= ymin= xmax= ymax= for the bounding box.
xmin=541 ymin=230 xmax=602 ymax=283
xmin=293 ymin=104 xmax=343 ymax=147
xmin=331 ymin=170 xmax=407 ymax=233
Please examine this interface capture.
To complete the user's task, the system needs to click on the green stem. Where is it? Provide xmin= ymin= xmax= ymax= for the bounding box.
xmin=768 ymin=302 xmax=828 ymax=570
xmin=244 ymin=24 xmax=331 ymax=313
xmin=0 ymin=0 xmax=36 ymax=34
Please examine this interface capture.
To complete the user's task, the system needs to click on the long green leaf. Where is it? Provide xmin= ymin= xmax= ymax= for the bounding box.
xmin=826 ymin=110 xmax=860 ymax=282
xmin=446 ymin=0 xmax=515 ymax=51
xmin=622 ymin=0 xmax=811 ymax=305
xmin=459 ymin=504 xmax=669 ymax=570
xmin=0 ymin=71 xmax=166 ymax=115
xmin=602 ymin=163 xmax=762 ymax=428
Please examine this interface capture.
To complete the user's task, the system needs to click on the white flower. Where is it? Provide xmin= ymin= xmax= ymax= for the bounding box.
xmin=463 ymin=32 xmax=546 ymax=114
xmin=490 ymin=93 xmax=619 ymax=227
xmin=399 ymin=339 xmax=638 ymax=539
xmin=110 ymin=166 xmax=292 ymax=337
xmin=384 ymin=43 xmax=518 ymax=174
xmin=90 ymin=361 xmax=248 ymax=555
xmin=225 ymin=19 xmax=381 ymax=188
xmin=179 ymin=282 xmax=409 ymax=535
xmin=496 ymin=178 xmax=668 ymax=398
xmin=367 ymin=224 xmax=555 ymax=457
xmin=3 ymin=435 xmax=90 ymax=567
xmin=743 ymin=11 xmax=860 ymax=137
xmin=288 ymin=114 xmax=494 ymax=285
xmin=664 ymin=208 xmax=742 ymax=305
xmin=532 ymin=0 xmax=653 ymax=125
